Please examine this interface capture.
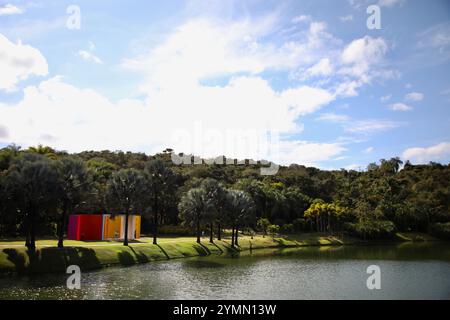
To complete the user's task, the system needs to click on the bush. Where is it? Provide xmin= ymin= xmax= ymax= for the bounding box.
xmin=280 ymin=223 xmax=294 ymax=234
xmin=267 ymin=224 xmax=280 ymax=239
xmin=429 ymin=222 xmax=450 ymax=240
xmin=345 ymin=220 xmax=395 ymax=240
xmin=293 ymin=218 xmax=308 ymax=231
xmin=158 ymin=225 xmax=195 ymax=236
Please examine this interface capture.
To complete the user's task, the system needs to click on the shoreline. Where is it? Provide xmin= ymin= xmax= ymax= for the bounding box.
xmin=0 ymin=233 xmax=442 ymax=276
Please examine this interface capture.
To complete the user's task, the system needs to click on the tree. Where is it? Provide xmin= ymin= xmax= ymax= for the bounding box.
xmin=267 ymin=224 xmax=280 ymax=239
xmin=200 ymin=178 xmax=226 ymax=242
xmin=56 ymin=157 xmax=91 ymax=248
xmin=7 ymin=153 xmax=58 ymax=250
xmin=106 ymin=169 xmax=147 ymax=246
xmin=225 ymin=190 xmax=255 ymax=247
xmin=257 ymin=218 xmax=270 ymax=237
xmin=178 ymin=188 xmax=211 ymax=243
xmin=145 ymin=159 xmax=176 ymax=245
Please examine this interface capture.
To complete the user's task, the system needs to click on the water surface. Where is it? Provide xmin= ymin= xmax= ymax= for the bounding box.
xmin=1 ymin=243 xmax=449 ymax=300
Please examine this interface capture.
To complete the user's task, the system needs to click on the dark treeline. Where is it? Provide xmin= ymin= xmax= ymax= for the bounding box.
xmin=1 ymin=144 xmax=450 ymax=250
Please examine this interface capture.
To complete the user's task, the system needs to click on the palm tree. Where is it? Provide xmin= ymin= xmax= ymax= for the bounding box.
xmin=200 ymin=178 xmax=226 ymax=242
xmin=56 ymin=157 xmax=91 ymax=248
xmin=106 ymin=169 xmax=147 ymax=246
xmin=145 ymin=160 xmax=176 ymax=245
xmin=178 ymin=188 xmax=211 ymax=243
xmin=7 ymin=153 xmax=59 ymax=251
xmin=226 ymin=190 xmax=255 ymax=247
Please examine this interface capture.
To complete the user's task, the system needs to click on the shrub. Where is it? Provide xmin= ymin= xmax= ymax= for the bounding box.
xmin=429 ymin=222 xmax=450 ymax=240
xmin=345 ymin=220 xmax=395 ymax=240
xmin=158 ymin=225 xmax=195 ymax=236
xmin=280 ymin=223 xmax=294 ymax=234
xmin=267 ymin=224 xmax=280 ymax=239
xmin=293 ymin=218 xmax=308 ymax=231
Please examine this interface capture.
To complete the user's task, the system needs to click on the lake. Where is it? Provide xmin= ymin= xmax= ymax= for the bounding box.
xmin=1 ymin=242 xmax=450 ymax=300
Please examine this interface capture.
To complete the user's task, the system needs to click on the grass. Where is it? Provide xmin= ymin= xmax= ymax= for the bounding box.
xmin=0 ymin=232 xmax=438 ymax=275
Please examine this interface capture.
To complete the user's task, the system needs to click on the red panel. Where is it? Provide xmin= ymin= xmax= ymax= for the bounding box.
xmin=79 ymin=215 xmax=103 ymax=241
xmin=67 ymin=215 xmax=81 ymax=240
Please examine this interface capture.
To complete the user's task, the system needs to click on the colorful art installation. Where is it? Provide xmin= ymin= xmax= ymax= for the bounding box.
xmin=67 ymin=214 xmax=141 ymax=241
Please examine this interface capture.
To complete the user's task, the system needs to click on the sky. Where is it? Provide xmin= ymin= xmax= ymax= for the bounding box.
xmin=0 ymin=0 xmax=450 ymax=170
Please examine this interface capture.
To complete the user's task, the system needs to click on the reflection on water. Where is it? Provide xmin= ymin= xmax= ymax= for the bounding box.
xmin=1 ymin=243 xmax=450 ymax=300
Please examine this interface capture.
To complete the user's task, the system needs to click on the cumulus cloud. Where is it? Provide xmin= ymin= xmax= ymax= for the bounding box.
xmin=403 ymin=142 xmax=450 ymax=164
xmin=388 ymin=102 xmax=413 ymax=111
xmin=1 ymin=16 xmax=399 ymax=167
xmin=0 ymin=4 xmax=23 ymax=15
xmin=78 ymin=50 xmax=103 ymax=64
xmin=0 ymin=75 xmax=340 ymax=166
xmin=0 ymin=33 xmax=48 ymax=91
xmin=405 ymin=91 xmax=424 ymax=101
xmin=340 ymin=15 xmax=353 ymax=22
xmin=291 ymin=15 xmax=311 ymax=24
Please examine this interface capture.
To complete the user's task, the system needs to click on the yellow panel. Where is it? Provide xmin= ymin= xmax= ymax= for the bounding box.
xmin=135 ymin=215 xmax=141 ymax=239
xmin=104 ymin=215 xmax=122 ymax=239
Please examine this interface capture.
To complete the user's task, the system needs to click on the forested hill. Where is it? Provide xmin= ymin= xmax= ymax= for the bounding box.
xmin=1 ymin=144 xmax=450 ymax=246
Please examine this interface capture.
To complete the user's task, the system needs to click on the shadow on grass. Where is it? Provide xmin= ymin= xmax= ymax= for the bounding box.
xmin=194 ymin=242 xmax=211 ymax=256
xmin=155 ymin=244 xmax=170 ymax=259
xmin=3 ymin=247 xmax=102 ymax=275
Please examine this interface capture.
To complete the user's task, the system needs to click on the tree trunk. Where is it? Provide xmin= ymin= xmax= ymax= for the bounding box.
xmin=153 ymin=211 xmax=158 ymax=245
xmin=123 ymin=211 xmax=129 ymax=246
xmin=209 ymin=223 xmax=213 ymax=243
xmin=231 ymin=225 xmax=235 ymax=247
xmin=153 ymin=192 xmax=158 ymax=245
xmin=29 ymin=211 xmax=36 ymax=251
xmin=196 ymin=217 xmax=201 ymax=243
xmin=217 ymin=223 xmax=221 ymax=240
xmin=235 ymin=225 xmax=239 ymax=246
xmin=25 ymin=215 xmax=30 ymax=248
xmin=57 ymin=204 xmax=67 ymax=248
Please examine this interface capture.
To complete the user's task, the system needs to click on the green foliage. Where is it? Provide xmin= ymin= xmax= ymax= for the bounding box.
xmin=267 ymin=224 xmax=280 ymax=238
xmin=257 ymin=218 xmax=270 ymax=236
xmin=428 ymin=222 xmax=450 ymax=240
xmin=280 ymin=223 xmax=294 ymax=234
xmin=345 ymin=220 xmax=396 ymax=240
xmin=0 ymin=145 xmax=449 ymax=244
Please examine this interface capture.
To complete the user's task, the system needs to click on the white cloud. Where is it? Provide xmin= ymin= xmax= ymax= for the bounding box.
xmin=348 ymin=0 xmax=406 ymax=9
xmin=340 ymin=36 xmax=388 ymax=80
xmin=405 ymin=91 xmax=424 ymax=101
xmin=402 ymin=142 xmax=450 ymax=164
xmin=303 ymin=58 xmax=334 ymax=79
xmin=316 ymin=113 xmax=349 ymax=122
xmin=0 ymin=4 xmax=23 ymax=15
xmin=377 ymin=0 xmax=406 ymax=8
xmin=335 ymin=36 xmax=392 ymax=97
xmin=388 ymin=102 xmax=413 ymax=111
xmin=340 ymin=15 xmax=353 ymax=22
xmin=0 ymin=33 xmax=48 ymax=91
xmin=380 ymin=94 xmax=391 ymax=102
xmin=417 ymin=22 xmax=450 ymax=49
xmin=123 ymin=17 xmax=342 ymax=92
xmin=363 ymin=146 xmax=374 ymax=154
xmin=278 ymin=140 xmax=346 ymax=166
xmin=0 ymin=75 xmax=339 ymax=166
xmin=345 ymin=119 xmax=400 ymax=134
xmin=291 ymin=15 xmax=311 ymax=24
xmin=78 ymin=50 xmax=103 ymax=64
xmin=344 ymin=164 xmax=362 ymax=171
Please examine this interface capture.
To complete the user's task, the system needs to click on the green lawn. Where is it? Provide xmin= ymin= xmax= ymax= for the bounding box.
xmin=0 ymin=232 xmax=437 ymax=275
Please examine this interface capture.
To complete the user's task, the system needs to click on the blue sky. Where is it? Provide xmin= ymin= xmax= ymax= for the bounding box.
xmin=0 ymin=0 xmax=449 ymax=170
